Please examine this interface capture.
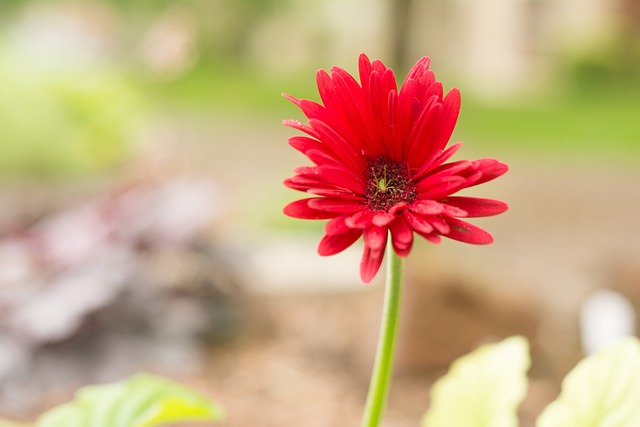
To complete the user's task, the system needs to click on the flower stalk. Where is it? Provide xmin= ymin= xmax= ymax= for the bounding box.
xmin=361 ymin=237 xmax=403 ymax=427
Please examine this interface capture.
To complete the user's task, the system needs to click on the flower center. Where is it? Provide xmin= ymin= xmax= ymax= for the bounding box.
xmin=364 ymin=156 xmax=417 ymax=212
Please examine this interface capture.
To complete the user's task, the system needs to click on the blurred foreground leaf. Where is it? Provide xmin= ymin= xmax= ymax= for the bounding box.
xmin=37 ymin=373 xmax=224 ymax=427
xmin=422 ymin=336 xmax=530 ymax=427
xmin=537 ymin=337 xmax=640 ymax=427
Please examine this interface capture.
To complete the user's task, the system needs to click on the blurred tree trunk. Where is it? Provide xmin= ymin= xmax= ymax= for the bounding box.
xmin=390 ymin=0 xmax=415 ymax=72
xmin=618 ymin=0 xmax=640 ymax=75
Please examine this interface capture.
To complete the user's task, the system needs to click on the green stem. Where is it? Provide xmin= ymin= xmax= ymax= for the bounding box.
xmin=361 ymin=238 xmax=403 ymax=427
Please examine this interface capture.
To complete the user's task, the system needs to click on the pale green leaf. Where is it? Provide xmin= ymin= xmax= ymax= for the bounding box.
xmin=537 ymin=336 xmax=640 ymax=427
xmin=422 ymin=336 xmax=530 ymax=427
xmin=37 ymin=373 xmax=225 ymax=427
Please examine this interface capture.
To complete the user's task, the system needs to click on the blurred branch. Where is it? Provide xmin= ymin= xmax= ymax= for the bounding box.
xmin=389 ymin=0 xmax=414 ymax=72
xmin=618 ymin=0 xmax=640 ymax=75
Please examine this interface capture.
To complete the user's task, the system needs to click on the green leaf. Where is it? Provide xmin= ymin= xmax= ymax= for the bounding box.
xmin=537 ymin=336 xmax=640 ymax=427
xmin=37 ymin=373 xmax=225 ymax=427
xmin=422 ymin=336 xmax=530 ymax=427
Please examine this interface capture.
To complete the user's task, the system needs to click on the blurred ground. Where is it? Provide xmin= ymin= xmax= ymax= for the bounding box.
xmin=1 ymin=111 xmax=637 ymax=426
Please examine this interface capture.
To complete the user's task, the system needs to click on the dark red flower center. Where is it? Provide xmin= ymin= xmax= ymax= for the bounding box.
xmin=364 ymin=156 xmax=417 ymax=212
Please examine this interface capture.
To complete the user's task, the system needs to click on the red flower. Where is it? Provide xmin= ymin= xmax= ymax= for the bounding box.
xmin=283 ymin=54 xmax=508 ymax=283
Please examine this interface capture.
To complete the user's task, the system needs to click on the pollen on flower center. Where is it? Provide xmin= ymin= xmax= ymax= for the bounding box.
xmin=364 ymin=156 xmax=417 ymax=212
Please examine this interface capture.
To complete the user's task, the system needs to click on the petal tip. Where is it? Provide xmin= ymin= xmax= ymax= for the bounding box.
xmin=360 ymin=242 xmax=386 ymax=284
xmin=282 ymin=93 xmax=300 ymax=105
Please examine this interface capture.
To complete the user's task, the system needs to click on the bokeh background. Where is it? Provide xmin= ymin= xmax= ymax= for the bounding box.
xmin=0 ymin=0 xmax=639 ymax=426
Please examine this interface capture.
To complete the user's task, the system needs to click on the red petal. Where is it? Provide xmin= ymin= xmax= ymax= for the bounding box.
xmin=324 ymin=215 xmax=350 ymax=236
xmin=318 ymin=229 xmax=362 ymax=256
xmin=297 ymin=98 xmax=326 ymax=118
xmin=316 ymin=164 xmax=365 ymax=193
xmin=385 ymin=90 xmax=398 ymax=156
xmin=388 ymin=202 xmax=409 ymax=215
xmin=415 ymin=160 xmax=472 ymax=192
xmin=306 ymin=149 xmax=341 ymax=167
xmin=468 ymin=159 xmax=509 ymax=187
xmin=282 ymin=120 xmax=320 ymax=139
xmin=364 ymin=70 xmax=389 ymax=156
xmin=417 ymin=176 xmax=468 ymax=200
xmin=372 ymin=211 xmax=395 ymax=227
xmin=440 ymin=196 xmax=508 ymax=217
xmin=358 ymin=53 xmax=373 ymax=89
xmin=316 ymin=69 xmax=337 ymax=110
xmin=443 ymin=217 xmax=494 ymax=244
xmin=433 ymin=142 xmax=463 ymax=164
xmin=360 ymin=242 xmax=386 ymax=284
xmin=403 ymin=210 xmax=434 ymax=235
xmin=372 ymin=58 xmax=389 ymax=75
xmin=307 ymin=198 xmax=364 ymax=213
xmin=396 ymin=79 xmax=417 ymax=151
xmin=382 ymin=67 xmax=398 ymax=94
xmin=297 ymin=99 xmax=351 ymax=141
xmin=441 ymin=203 xmax=468 ymax=218
xmin=284 ymin=175 xmax=336 ymax=192
xmin=431 ymin=88 xmax=461 ymax=153
xmin=293 ymin=165 xmax=316 ymax=175
xmin=329 ymin=67 xmax=372 ymax=152
xmin=417 ymin=79 xmax=439 ymax=104
xmin=308 ymin=119 xmax=364 ymax=172
xmin=364 ymin=226 xmax=387 ymax=250
xmin=405 ymin=97 xmax=443 ymax=167
xmin=283 ymin=178 xmax=312 ymax=193
xmin=412 ymin=142 xmax=464 ymax=181
xmin=282 ymin=93 xmax=301 ymax=105
xmin=415 ymin=230 xmax=442 ymax=244
xmin=283 ymin=199 xmax=339 ymax=219
xmin=430 ymin=216 xmax=451 ymax=234
xmin=389 ymin=218 xmax=413 ymax=257
xmin=404 ymin=56 xmax=431 ymax=86
xmin=345 ymin=210 xmax=375 ymax=229
xmin=410 ymin=200 xmax=444 ymax=215
xmin=288 ymin=136 xmax=322 ymax=155
xmin=307 ymin=188 xmax=362 ymax=200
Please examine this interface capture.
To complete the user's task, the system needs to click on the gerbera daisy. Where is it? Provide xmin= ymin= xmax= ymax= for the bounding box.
xmin=283 ymin=54 xmax=508 ymax=283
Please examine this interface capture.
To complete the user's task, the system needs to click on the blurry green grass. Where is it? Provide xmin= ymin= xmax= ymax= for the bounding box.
xmin=142 ymin=61 xmax=640 ymax=161
xmin=137 ymin=59 xmax=318 ymax=118
xmin=0 ymin=52 xmax=141 ymax=180
xmin=457 ymin=86 xmax=640 ymax=159
xmin=5 ymin=57 xmax=635 ymax=179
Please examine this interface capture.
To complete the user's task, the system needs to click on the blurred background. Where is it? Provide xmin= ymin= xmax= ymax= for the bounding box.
xmin=0 ymin=0 xmax=639 ymax=426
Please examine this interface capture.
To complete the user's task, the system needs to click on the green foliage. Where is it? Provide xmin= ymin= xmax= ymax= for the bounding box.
xmin=456 ymin=90 xmax=640 ymax=160
xmin=422 ymin=336 xmax=530 ymax=427
xmin=36 ymin=373 xmax=224 ymax=427
xmin=537 ymin=337 xmax=640 ymax=427
xmin=0 ymin=45 xmax=141 ymax=178
xmin=422 ymin=336 xmax=640 ymax=427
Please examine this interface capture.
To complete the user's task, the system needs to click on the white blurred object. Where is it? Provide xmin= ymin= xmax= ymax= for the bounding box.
xmin=9 ymin=250 xmax=135 ymax=344
xmin=117 ymin=178 xmax=222 ymax=245
xmin=245 ymin=237 xmax=365 ymax=293
xmin=580 ymin=289 xmax=636 ymax=355
xmin=5 ymin=3 xmax=116 ymax=69
xmin=35 ymin=200 xmax=115 ymax=271
xmin=139 ymin=6 xmax=197 ymax=78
